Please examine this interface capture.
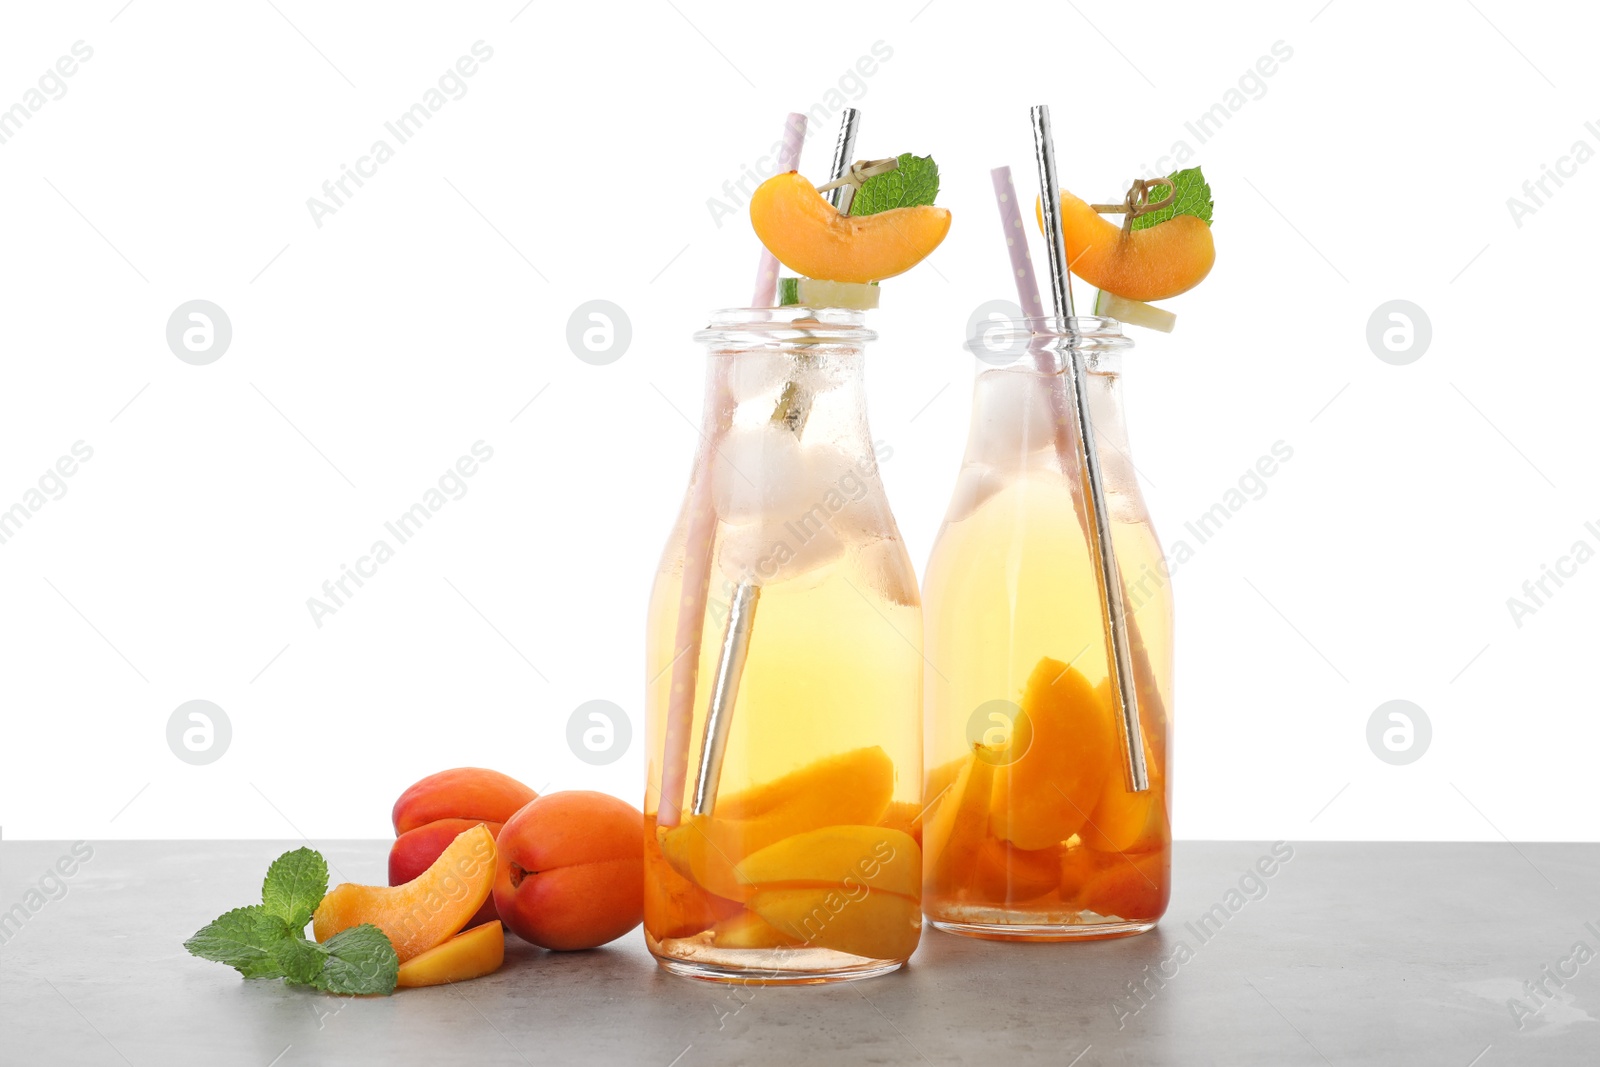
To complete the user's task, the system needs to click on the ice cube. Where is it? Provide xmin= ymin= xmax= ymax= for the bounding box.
xmin=942 ymin=463 xmax=1006 ymax=525
xmin=967 ymin=369 xmax=1060 ymax=469
xmin=716 ymin=513 xmax=846 ymax=589
xmin=711 ymin=424 xmax=813 ymax=525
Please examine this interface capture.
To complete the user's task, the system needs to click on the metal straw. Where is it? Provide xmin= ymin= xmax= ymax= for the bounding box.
xmin=1031 ymin=104 xmax=1149 ymax=794
xmin=826 ymin=107 xmax=861 ymax=212
xmin=689 ymin=111 xmax=864 ymax=818
xmin=691 ymin=582 xmax=760 ymax=814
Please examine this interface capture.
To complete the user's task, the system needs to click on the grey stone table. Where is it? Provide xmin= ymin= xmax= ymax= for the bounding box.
xmin=2 ymin=841 xmax=1595 ymax=1065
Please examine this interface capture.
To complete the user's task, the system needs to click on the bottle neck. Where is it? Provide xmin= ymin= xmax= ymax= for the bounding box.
xmin=961 ymin=316 xmax=1135 ymax=470
xmin=696 ymin=308 xmax=879 ymax=463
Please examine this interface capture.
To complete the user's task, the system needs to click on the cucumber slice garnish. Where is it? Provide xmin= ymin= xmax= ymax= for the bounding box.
xmin=1093 ymin=288 xmax=1175 ymax=333
xmin=798 ymin=278 xmax=880 ymax=310
xmin=777 ymin=277 xmax=802 ymax=307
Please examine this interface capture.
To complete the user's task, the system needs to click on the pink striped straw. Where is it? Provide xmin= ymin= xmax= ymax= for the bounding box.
xmin=990 ymin=165 xmax=1073 ymax=469
xmin=751 ymin=113 xmax=809 ymax=307
xmin=658 ymin=113 xmax=808 ymax=828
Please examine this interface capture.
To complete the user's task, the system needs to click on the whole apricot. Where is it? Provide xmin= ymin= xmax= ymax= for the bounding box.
xmin=493 ymin=791 xmax=644 ymax=951
xmin=392 ymin=767 xmax=538 ymax=835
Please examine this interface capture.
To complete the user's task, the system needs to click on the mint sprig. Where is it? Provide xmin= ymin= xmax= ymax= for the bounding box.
xmin=849 ymin=153 xmax=939 ymax=216
xmin=1131 ymin=166 xmax=1212 ymax=231
xmin=184 ymin=906 xmax=291 ymax=979
xmin=261 ymin=847 xmax=327 ymax=932
xmin=184 ymin=848 xmax=398 ymax=996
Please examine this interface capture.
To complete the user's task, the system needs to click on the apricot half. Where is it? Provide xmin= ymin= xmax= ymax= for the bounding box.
xmin=395 ymin=920 xmax=505 ymax=988
xmin=313 ymin=824 xmax=496 ymax=962
xmin=1035 ymin=191 xmax=1213 ymax=301
xmin=750 ymin=171 xmax=951 ymax=284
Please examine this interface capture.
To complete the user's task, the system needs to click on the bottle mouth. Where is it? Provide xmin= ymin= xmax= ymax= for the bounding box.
xmin=696 ymin=306 xmax=877 ymax=348
xmin=965 ymin=314 xmax=1132 ymax=367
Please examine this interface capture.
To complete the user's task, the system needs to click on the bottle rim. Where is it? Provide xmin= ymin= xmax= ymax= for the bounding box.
xmin=695 ymin=306 xmax=877 ymax=347
xmin=965 ymin=314 xmax=1133 ymax=364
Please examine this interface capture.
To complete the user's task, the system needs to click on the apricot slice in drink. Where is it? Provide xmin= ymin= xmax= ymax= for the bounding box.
xmin=645 ymin=820 xmax=741 ymax=939
xmin=750 ymin=171 xmax=951 ymax=284
xmin=313 ymin=824 xmax=496 ymax=962
xmin=746 ymin=886 xmax=921 ymax=961
xmin=1078 ymin=681 xmax=1169 ymax=855
xmin=395 ymin=920 xmax=505 ymax=988
xmin=1035 ymin=191 xmax=1213 ymax=301
xmin=989 ymin=659 xmax=1115 ymax=851
xmin=735 ymin=826 xmax=920 ymax=898
xmin=973 ymin=839 xmax=1062 ymax=904
xmin=1077 ymin=850 xmax=1169 ymax=922
xmin=922 ymin=753 xmax=996 ymax=894
xmin=713 ymin=909 xmax=804 ymax=949
xmin=660 ymin=746 xmax=895 ymax=900
xmin=876 ymin=801 xmax=923 ymax=847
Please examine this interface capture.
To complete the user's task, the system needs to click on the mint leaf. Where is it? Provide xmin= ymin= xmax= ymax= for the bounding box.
xmin=315 ymin=925 xmax=399 ymax=995
xmin=849 ymin=153 xmax=939 ymax=216
xmin=261 ymin=848 xmax=327 ymax=932
xmin=269 ymin=934 xmax=328 ymax=986
xmin=1131 ymin=167 xmax=1212 ymax=231
xmin=184 ymin=906 xmax=291 ymax=979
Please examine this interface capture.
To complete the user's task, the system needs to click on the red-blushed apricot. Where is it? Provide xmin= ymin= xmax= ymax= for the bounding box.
xmin=314 ymin=824 xmax=496 ymax=962
xmin=392 ymin=768 xmax=538 ymax=835
xmin=494 ymin=791 xmax=644 ymax=951
xmin=390 ymin=818 xmax=504 ymax=930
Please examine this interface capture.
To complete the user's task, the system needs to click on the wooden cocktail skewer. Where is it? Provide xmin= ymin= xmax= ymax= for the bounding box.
xmin=1031 ymin=104 xmax=1149 ymax=794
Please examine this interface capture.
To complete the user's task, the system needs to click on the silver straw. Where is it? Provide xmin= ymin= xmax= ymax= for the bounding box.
xmin=692 ymin=582 xmax=760 ymax=814
xmin=827 ymin=107 xmax=861 ymax=212
xmin=689 ymin=112 xmax=864 ymax=817
xmin=1031 ymin=104 xmax=1149 ymax=794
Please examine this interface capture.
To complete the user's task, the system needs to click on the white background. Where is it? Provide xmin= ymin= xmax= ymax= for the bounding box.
xmin=1 ymin=0 xmax=1595 ymax=843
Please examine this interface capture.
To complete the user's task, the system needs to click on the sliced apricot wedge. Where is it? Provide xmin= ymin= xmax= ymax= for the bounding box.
xmin=746 ymin=886 xmax=920 ymax=961
xmin=750 ymin=171 xmax=950 ymax=284
xmin=395 ymin=920 xmax=505 ymax=988
xmin=659 ymin=746 xmax=895 ymax=901
xmin=989 ymin=658 xmax=1116 ymax=850
xmin=313 ymin=824 xmax=496 ymax=962
xmin=1035 ymin=191 xmax=1213 ymax=301
xmin=735 ymin=826 xmax=920 ymax=898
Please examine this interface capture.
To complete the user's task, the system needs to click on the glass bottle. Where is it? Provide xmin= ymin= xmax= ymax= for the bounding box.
xmin=921 ymin=316 xmax=1173 ymax=940
xmin=645 ymin=307 xmax=923 ymax=982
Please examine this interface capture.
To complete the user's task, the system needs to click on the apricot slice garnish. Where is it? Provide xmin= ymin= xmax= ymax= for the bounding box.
xmin=750 ymin=171 xmax=950 ymax=284
xmin=395 ymin=920 xmax=505 ymax=988
xmin=313 ymin=824 xmax=496 ymax=963
xmin=1035 ymin=191 xmax=1214 ymax=301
